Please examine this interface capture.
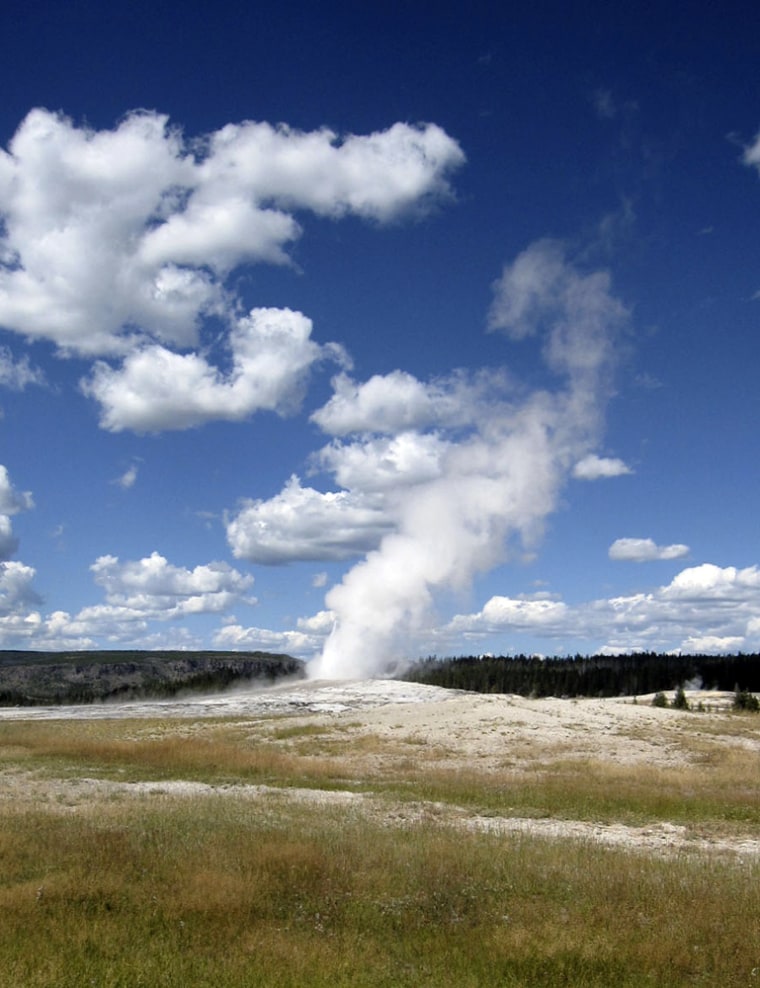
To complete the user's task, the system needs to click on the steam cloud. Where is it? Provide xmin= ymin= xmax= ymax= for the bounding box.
xmin=310 ymin=240 xmax=628 ymax=679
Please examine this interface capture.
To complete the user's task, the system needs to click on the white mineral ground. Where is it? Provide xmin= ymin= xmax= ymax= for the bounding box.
xmin=1 ymin=680 xmax=758 ymax=858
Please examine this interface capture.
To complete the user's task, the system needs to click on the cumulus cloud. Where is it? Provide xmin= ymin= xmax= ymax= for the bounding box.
xmin=213 ymin=609 xmax=335 ymax=657
xmin=213 ymin=624 xmax=317 ymax=656
xmin=444 ymin=562 xmax=760 ymax=656
xmin=0 ymin=560 xmax=41 ymax=616
xmin=0 ymin=464 xmax=33 ymax=516
xmin=0 ymin=110 xmax=203 ymax=356
xmin=315 ymin=431 xmax=448 ymax=493
xmin=0 ymin=464 xmax=33 ymax=562
xmin=1 ymin=109 xmax=463 ymax=431
xmin=309 ymin=241 xmax=630 ymax=677
xmin=0 ymin=110 xmax=463 ymax=359
xmin=662 ymin=562 xmax=760 ymax=599
xmin=0 ymin=560 xmax=37 ymax=607
xmin=225 ymin=364 xmax=519 ymax=578
xmin=195 ymin=119 xmax=465 ymax=222
xmin=226 ymin=475 xmax=392 ymax=564
xmin=600 ymin=563 xmax=760 ymax=652
xmin=449 ymin=594 xmax=569 ymax=634
xmin=227 ymin=363 xmax=541 ymax=576
xmin=609 ymin=538 xmax=690 ymax=562
xmin=573 ymin=453 xmax=633 ymax=480
xmin=0 ymin=466 xmax=41 ymax=643
xmin=83 ymin=308 xmax=348 ymax=432
xmin=90 ymin=551 xmax=254 ymax=617
xmin=0 ymin=549 xmax=256 ymax=650
xmin=0 ymin=515 xmax=19 ymax=561
xmin=310 ymin=368 xmax=505 ymax=437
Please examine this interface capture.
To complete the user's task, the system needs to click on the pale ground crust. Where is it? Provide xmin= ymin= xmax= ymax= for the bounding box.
xmin=1 ymin=679 xmax=758 ymax=858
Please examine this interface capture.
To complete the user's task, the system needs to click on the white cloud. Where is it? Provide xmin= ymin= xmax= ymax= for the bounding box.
xmin=443 ymin=562 xmax=760 ymax=656
xmin=0 ymin=110 xmax=203 ymax=356
xmin=0 ymin=557 xmax=45 ymax=648
xmin=1 ymin=551 xmax=256 ymax=651
xmin=679 ymin=635 xmax=744 ymax=654
xmin=89 ymin=551 xmax=254 ymax=618
xmin=315 ymin=431 xmax=448 ymax=492
xmin=197 ymin=120 xmax=465 ymax=222
xmin=226 ymin=475 xmax=393 ymax=564
xmin=138 ymin=195 xmax=300 ymax=274
xmin=311 ymin=369 xmax=502 ymax=437
xmin=83 ymin=308 xmax=348 ymax=432
xmin=113 ymin=463 xmax=139 ymax=489
xmin=311 ymin=371 xmax=437 ymax=436
xmin=0 ymin=515 xmax=18 ymax=561
xmin=0 ymin=609 xmax=45 ymax=646
xmin=0 ymin=464 xmax=33 ymax=515
xmin=229 ymin=352 xmax=589 ymax=581
xmin=32 ymin=609 xmax=204 ymax=651
xmin=0 ymin=346 xmax=44 ymax=389
xmin=0 ymin=560 xmax=40 ymax=614
xmin=0 ymin=109 xmax=463 ymax=361
xmin=449 ymin=594 xmax=568 ymax=633
xmin=662 ymin=562 xmax=760 ymax=599
xmin=213 ymin=609 xmax=334 ymax=658
xmin=0 ymin=467 xmax=40 ymax=641
xmin=609 ymin=538 xmax=690 ymax=562
xmin=230 ymin=367 xmax=516 ymax=579
xmin=487 ymin=238 xmax=627 ymax=382
xmin=573 ymin=453 xmax=633 ymax=480
xmin=742 ymin=131 xmax=760 ymax=171
xmin=1 ymin=109 xmax=463 ymax=437
xmin=0 ymin=465 xmax=33 ymax=562
xmin=297 ymin=609 xmax=336 ymax=634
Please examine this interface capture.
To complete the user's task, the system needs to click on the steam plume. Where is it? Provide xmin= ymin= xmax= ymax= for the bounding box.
xmin=310 ymin=240 xmax=628 ymax=679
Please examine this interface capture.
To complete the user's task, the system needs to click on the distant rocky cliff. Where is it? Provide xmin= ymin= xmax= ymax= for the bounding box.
xmin=0 ymin=650 xmax=305 ymax=705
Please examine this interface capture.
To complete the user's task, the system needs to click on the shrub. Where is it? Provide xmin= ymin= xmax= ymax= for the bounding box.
xmin=733 ymin=687 xmax=760 ymax=712
xmin=671 ymin=685 xmax=690 ymax=710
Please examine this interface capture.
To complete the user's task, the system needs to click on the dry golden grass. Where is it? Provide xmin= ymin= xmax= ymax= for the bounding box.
xmin=0 ymin=695 xmax=758 ymax=986
xmin=0 ymin=793 xmax=757 ymax=987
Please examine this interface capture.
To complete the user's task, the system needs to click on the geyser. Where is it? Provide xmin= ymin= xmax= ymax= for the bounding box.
xmin=309 ymin=239 xmax=627 ymax=680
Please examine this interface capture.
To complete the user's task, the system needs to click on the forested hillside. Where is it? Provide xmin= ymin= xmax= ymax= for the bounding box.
xmin=404 ymin=652 xmax=760 ymax=698
xmin=0 ymin=651 xmax=304 ymax=705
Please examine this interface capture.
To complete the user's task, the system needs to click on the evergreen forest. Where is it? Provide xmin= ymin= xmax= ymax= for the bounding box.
xmin=404 ymin=652 xmax=760 ymax=699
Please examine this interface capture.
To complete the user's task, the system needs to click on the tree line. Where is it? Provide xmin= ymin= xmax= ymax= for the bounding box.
xmin=0 ymin=650 xmax=304 ymax=705
xmin=403 ymin=652 xmax=760 ymax=698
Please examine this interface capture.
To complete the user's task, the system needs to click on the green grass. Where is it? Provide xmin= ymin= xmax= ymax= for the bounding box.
xmin=0 ymin=712 xmax=759 ymax=985
xmin=382 ymin=754 xmax=760 ymax=831
xmin=0 ymin=798 xmax=758 ymax=987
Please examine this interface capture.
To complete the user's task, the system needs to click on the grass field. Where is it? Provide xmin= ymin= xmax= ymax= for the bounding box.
xmin=0 ymin=689 xmax=758 ymax=986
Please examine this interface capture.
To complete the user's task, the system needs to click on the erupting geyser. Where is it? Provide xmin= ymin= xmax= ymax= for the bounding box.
xmin=309 ymin=240 xmax=627 ymax=680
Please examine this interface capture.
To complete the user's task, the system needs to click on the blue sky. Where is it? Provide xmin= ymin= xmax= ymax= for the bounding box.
xmin=1 ymin=1 xmax=760 ymax=675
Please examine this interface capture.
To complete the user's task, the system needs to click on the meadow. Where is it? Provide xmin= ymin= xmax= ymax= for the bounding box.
xmin=0 ymin=684 xmax=758 ymax=986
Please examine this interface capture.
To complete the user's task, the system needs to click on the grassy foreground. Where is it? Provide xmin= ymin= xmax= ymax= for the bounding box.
xmin=0 ymin=711 xmax=758 ymax=986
